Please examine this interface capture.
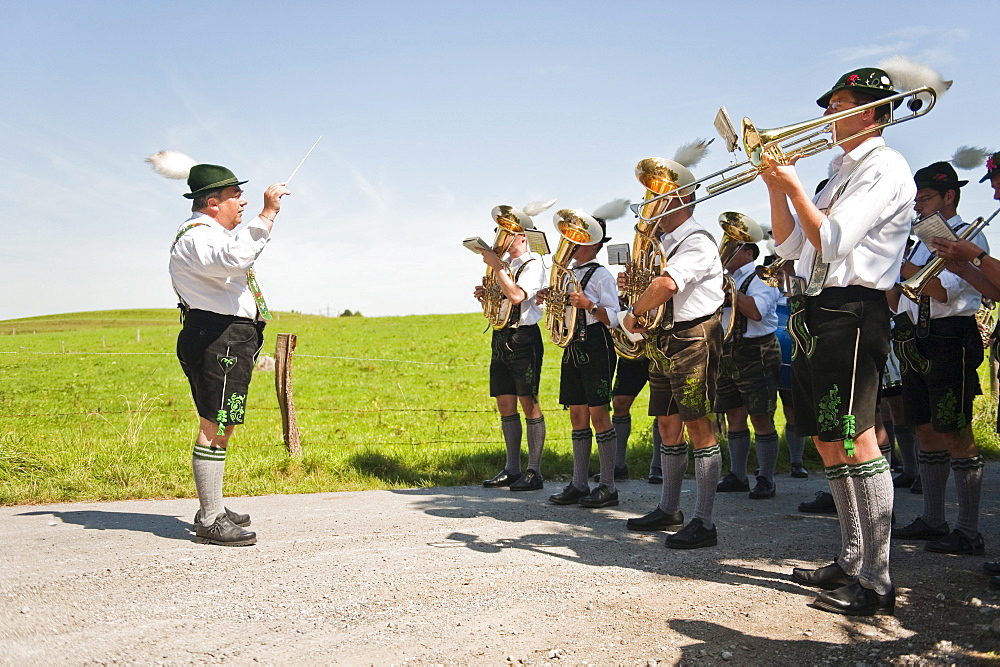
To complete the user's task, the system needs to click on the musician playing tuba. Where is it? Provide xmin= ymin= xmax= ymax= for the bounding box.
xmin=888 ymin=158 xmax=990 ymax=564
xmin=619 ymin=155 xmax=726 ymax=549
xmin=760 ymin=61 xmax=948 ymax=617
xmin=472 ymin=200 xmax=554 ymax=492
xmin=539 ymin=205 xmax=623 ymax=510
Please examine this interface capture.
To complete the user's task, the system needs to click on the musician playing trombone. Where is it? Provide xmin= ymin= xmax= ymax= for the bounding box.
xmin=928 ymin=150 xmax=1000 ymax=591
xmin=888 ymin=162 xmax=988 ymax=560
xmin=620 ymin=165 xmax=725 ymax=550
xmin=758 ymin=67 xmax=915 ymax=616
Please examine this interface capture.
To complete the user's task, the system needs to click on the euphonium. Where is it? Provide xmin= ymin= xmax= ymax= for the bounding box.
xmin=479 ymin=206 xmax=528 ymax=329
xmin=545 ymin=209 xmax=601 ymax=347
xmin=611 ymin=159 xmax=678 ymax=358
xmin=718 ymin=212 xmax=764 ymax=341
xmin=976 ymin=299 xmax=997 ymax=349
xmin=900 ymin=206 xmax=1000 ymax=302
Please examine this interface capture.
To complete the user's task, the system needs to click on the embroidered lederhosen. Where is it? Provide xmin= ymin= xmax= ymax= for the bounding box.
xmin=558 ymin=263 xmax=616 ymax=406
xmin=785 ymin=147 xmax=898 ymax=453
xmin=645 ymin=229 xmax=717 ymax=374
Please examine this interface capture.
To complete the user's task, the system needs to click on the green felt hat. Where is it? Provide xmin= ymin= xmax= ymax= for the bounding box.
xmin=183 ymin=164 xmax=248 ymax=199
xmin=816 ymin=67 xmax=899 ymax=109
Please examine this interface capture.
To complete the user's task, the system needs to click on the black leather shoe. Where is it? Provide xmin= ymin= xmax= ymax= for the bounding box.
xmin=891 ymin=471 xmax=916 ymax=488
xmin=593 ymin=465 xmax=629 ymax=483
xmin=195 ymin=514 xmax=257 ymax=546
xmin=716 ymin=471 xmax=750 ymax=492
xmin=626 ymin=507 xmax=684 ymax=531
xmin=983 ymin=561 xmax=1000 ymax=575
xmin=798 ymin=491 xmax=837 ymax=514
xmin=648 ymin=468 xmax=663 ymax=484
xmin=925 ymin=529 xmax=986 ymax=555
xmin=665 ymin=518 xmax=717 ymax=549
xmin=509 ymin=469 xmax=543 ymax=491
xmin=548 ymin=483 xmax=589 ymax=505
xmin=790 ymin=462 xmax=809 ymax=478
xmin=194 ymin=506 xmax=251 ymax=528
xmin=791 ymin=561 xmax=856 ymax=590
xmin=579 ymin=484 xmax=619 ymax=508
xmin=483 ymin=469 xmax=521 ymax=488
xmin=811 ymin=582 xmax=895 ymax=616
xmin=891 ymin=516 xmax=949 ymax=540
xmin=748 ymin=476 xmax=776 ymax=499
xmin=909 ymin=475 xmax=923 ymax=494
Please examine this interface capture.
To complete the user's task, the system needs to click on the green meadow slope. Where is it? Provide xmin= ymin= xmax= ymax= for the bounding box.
xmin=0 ymin=309 xmax=996 ymax=505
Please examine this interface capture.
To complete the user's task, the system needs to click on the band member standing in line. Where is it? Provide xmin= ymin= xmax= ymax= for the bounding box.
xmin=474 ymin=204 xmax=551 ymax=492
xmin=927 ymin=150 xmax=1000 ymax=589
xmin=621 ymin=163 xmax=725 ymax=549
xmin=152 ymin=151 xmax=290 ymax=546
xmin=761 ymin=67 xmax=917 ymax=616
xmin=608 ymin=359 xmax=664 ymax=483
xmin=890 ymin=161 xmax=988 ymax=555
xmin=544 ymin=209 xmax=622 ymax=508
xmin=714 ymin=238 xmax=783 ymax=500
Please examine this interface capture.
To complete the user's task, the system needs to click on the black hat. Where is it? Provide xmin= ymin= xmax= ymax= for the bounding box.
xmin=914 ymin=161 xmax=967 ymax=190
xmin=590 ymin=216 xmax=612 ymax=244
xmin=183 ymin=164 xmax=248 ymax=200
xmin=816 ymin=67 xmax=899 ymax=109
xmin=981 ymin=152 xmax=1000 ymax=183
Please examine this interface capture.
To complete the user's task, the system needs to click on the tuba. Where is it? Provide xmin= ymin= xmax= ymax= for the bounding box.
xmin=544 ymin=209 xmax=602 ymax=347
xmin=718 ymin=212 xmax=764 ymax=341
xmin=611 ymin=160 xmax=678 ymax=358
xmin=900 ymin=207 xmax=1000 ymax=302
xmin=478 ymin=206 xmax=530 ymax=329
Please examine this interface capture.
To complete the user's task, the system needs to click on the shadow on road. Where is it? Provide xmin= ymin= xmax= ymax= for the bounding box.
xmin=17 ymin=510 xmax=192 ymax=541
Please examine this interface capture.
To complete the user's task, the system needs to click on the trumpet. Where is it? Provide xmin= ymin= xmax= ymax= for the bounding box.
xmin=718 ymin=212 xmax=764 ymax=341
xmin=900 ymin=207 xmax=1000 ymax=302
xmin=479 ymin=206 xmax=527 ymax=329
xmin=545 ymin=209 xmax=602 ymax=347
xmin=633 ymin=87 xmax=938 ymax=225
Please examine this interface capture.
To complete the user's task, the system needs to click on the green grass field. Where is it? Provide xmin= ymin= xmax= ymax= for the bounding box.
xmin=1 ymin=309 xmax=997 ymax=505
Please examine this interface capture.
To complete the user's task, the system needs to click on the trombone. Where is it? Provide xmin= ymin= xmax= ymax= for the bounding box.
xmin=632 ymin=87 xmax=938 ymax=225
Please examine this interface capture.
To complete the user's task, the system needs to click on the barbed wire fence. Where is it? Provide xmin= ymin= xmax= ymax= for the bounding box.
xmin=1 ymin=332 xmax=588 ymax=454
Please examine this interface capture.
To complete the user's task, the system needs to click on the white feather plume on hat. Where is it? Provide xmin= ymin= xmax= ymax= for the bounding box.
xmin=877 ymin=55 xmax=952 ymax=95
xmin=952 ymin=145 xmax=992 ymax=171
xmin=146 ymin=151 xmax=197 ymax=180
xmin=672 ymin=139 xmax=714 ymax=169
xmin=591 ymin=198 xmax=630 ymax=222
xmin=521 ymin=198 xmax=558 ymax=217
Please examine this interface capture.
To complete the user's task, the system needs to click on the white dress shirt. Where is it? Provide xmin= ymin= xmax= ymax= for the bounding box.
xmin=508 ymin=251 xmax=545 ymax=327
xmin=169 ymin=212 xmax=271 ymax=318
xmin=894 ymin=214 xmax=989 ymax=319
xmin=569 ymin=260 xmax=621 ymax=326
xmin=722 ymin=262 xmax=780 ymax=338
xmin=774 ymin=137 xmax=915 ymax=291
xmin=659 ymin=216 xmax=725 ymax=321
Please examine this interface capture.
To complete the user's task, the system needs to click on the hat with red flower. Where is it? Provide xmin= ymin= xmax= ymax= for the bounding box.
xmin=816 ymin=67 xmax=898 ymax=109
xmin=914 ymin=161 xmax=967 ymax=190
xmin=981 ymin=152 xmax=1000 ymax=184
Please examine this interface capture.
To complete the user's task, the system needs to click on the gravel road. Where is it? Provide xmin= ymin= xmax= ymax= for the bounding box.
xmin=1 ymin=469 xmax=999 ymax=664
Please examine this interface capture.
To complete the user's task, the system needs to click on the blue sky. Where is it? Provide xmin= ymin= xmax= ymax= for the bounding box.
xmin=2 ymin=1 xmax=999 ymax=320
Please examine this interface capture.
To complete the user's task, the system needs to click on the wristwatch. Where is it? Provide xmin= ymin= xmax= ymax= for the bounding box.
xmin=973 ymin=251 xmax=988 ymax=267
xmin=589 ymin=304 xmax=599 ymax=315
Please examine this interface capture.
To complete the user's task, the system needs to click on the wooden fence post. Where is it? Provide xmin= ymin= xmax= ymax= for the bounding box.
xmin=274 ymin=333 xmax=301 ymax=455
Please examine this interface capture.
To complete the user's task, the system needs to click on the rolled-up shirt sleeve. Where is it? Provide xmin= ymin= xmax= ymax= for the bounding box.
xmin=664 ymin=234 xmax=716 ymax=293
